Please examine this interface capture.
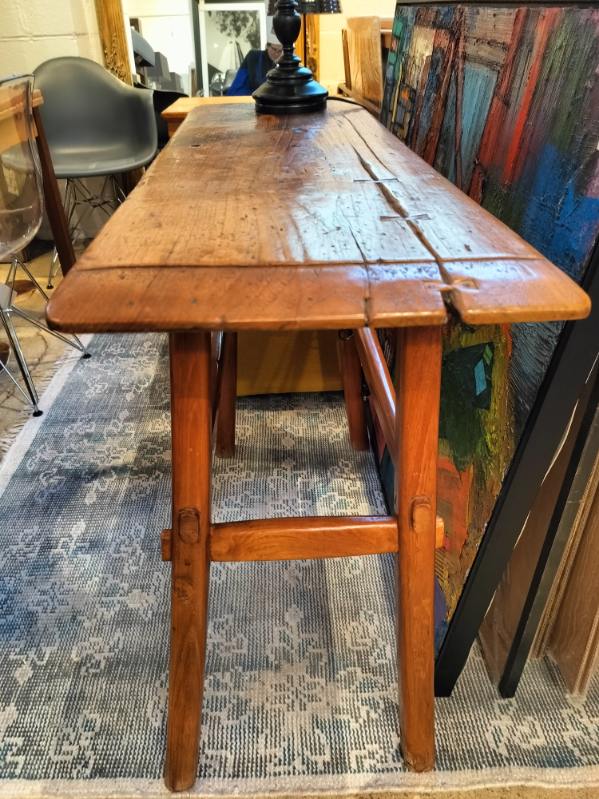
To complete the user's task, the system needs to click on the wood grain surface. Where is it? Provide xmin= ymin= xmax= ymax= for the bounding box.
xmin=215 ymin=331 xmax=236 ymax=457
xmin=542 ymin=404 xmax=599 ymax=695
xmin=346 ymin=17 xmax=385 ymax=108
xmin=210 ymin=516 xmax=399 ymax=562
xmin=46 ymin=103 xmax=590 ymax=334
xmin=395 ymin=326 xmax=442 ymax=772
xmin=337 ymin=332 xmax=369 ymax=450
xmin=164 ymin=332 xmax=212 ymax=791
xmin=355 ymin=327 xmax=395 ymax=456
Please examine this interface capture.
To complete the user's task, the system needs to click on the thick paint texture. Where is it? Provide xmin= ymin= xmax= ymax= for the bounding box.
xmin=380 ymin=5 xmax=599 ymax=650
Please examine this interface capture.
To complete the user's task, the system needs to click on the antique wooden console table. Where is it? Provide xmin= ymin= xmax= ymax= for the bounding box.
xmin=46 ymin=103 xmax=590 ymax=791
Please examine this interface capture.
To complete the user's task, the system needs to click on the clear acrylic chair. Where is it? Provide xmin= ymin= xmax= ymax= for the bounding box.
xmin=0 ymin=74 xmax=87 ymax=416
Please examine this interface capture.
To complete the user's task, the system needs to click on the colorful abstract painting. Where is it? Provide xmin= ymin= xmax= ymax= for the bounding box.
xmin=379 ymin=5 xmax=599 ymax=650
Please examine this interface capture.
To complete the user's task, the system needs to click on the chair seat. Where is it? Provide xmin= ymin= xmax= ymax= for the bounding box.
xmin=50 ymin=143 xmax=156 ymax=179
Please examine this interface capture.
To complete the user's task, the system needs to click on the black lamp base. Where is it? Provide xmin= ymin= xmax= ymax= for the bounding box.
xmin=253 ymin=63 xmax=328 ymax=114
xmin=254 ymin=0 xmax=328 ymax=115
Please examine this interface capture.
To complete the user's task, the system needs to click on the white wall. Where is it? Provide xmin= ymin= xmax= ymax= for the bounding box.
xmin=319 ymin=0 xmax=397 ymax=92
xmin=0 ymin=0 xmax=103 ymax=76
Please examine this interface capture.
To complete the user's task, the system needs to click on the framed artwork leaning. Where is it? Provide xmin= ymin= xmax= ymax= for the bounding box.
xmin=377 ymin=4 xmax=599 ymax=690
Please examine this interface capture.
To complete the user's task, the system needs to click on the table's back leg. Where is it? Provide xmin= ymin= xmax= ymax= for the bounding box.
xmin=338 ymin=330 xmax=369 ymax=451
xmin=216 ymin=331 xmax=237 ymax=458
xmin=165 ymin=331 xmax=212 ymax=791
xmin=395 ymin=326 xmax=442 ymax=771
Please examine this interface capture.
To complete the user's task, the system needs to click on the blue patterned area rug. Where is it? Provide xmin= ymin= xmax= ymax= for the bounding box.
xmin=0 ymin=334 xmax=598 ymax=798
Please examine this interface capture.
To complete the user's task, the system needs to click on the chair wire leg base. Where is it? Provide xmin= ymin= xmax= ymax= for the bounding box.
xmin=9 ymin=254 xmax=49 ymax=301
xmin=0 ymin=310 xmax=41 ymax=415
xmin=0 ymin=352 xmax=34 ymax=408
xmin=47 ymin=249 xmax=61 ymax=290
xmin=46 ymin=174 xmax=125 ymax=288
xmin=7 ymin=257 xmax=90 ymax=358
xmin=10 ymin=306 xmax=89 ymax=356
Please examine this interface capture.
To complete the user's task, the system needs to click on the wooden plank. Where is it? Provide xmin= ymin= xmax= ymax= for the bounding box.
xmin=237 ymin=330 xmax=342 ymax=396
xmin=443 ymin=260 xmax=591 ymax=324
xmin=396 ymin=326 xmax=442 ymax=771
xmin=346 ymin=17 xmax=384 ymax=108
xmin=46 ymin=264 xmax=371 ymax=332
xmin=161 ymin=95 xmax=253 ymax=122
xmin=478 ymin=369 xmax=593 ymax=685
xmin=210 ymin=516 xmax=399 ymax=562
xmin=547 ymin=439 xmax=599 ymax=694
xmin=342 ymin=30 xmax=351 ymax=88
xmin=215 ymin=332 xmax=236 ymax=457
xmin=335 ymin=83 xmax=383 ymax=117
xmin=164 ymin=332 xmax=212 ymax=791
xmin=337 ymin=332 xmax=369 ymax=450
xmin=535 ymin=405 xmax=599 ymax=660
xmin=33 ymin=104 xmax=76 ymax=276
xmin=355 ymin=328 xmax=395 ymax=456
xmin=47 ymin=103 xmax=589 ymax=333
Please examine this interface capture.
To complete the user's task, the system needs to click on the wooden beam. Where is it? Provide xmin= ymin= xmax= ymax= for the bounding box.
xmin=395 ymin=325 xmax=442 ymax=771
xmin=210 ymin=516 xmax=398 ymax=562
xmin=33 ymin=104 xmax=76 ymax=276
xmin=164 ymin=332 xmax=212 ymax=791
xmin=337 ymin=332 xmax=369 ymax=451
xmin=355 ymin=328 xmax=396 ymax=459
xmin=351 ymin=328 xmax=446 ymax=547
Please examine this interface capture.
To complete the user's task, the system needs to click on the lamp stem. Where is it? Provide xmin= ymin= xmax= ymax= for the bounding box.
xmin=253 ymin=0 xmax=327 ymax=114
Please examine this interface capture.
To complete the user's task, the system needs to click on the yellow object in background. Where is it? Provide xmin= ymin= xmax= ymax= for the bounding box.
xmin=237 ymin=331 xmax=342 ymax=396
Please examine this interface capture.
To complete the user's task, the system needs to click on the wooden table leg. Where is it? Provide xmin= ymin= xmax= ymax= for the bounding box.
xmin=396 ymin=326 xmax=442 ymax=771
xmin=165 ymin=331 xmax=212 ymax=791
xmin=338 ymin=330 xmax=369 ymax=451
xmin=32 ymin=106 xmax=76 ymax=276
xmin=216 ymin=331 xmax=237 ymax=458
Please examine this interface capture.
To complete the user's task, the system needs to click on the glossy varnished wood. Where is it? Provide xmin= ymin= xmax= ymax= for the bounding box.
xmin=215 ymin=331 xmax=237 ymax=457
xmin=396 ymin=326 xmax=442 ymax=772
xmin=337 ymin=332 xmax=369 ymax=451
xmin=165 ymin=332 xmax=211 ymax=791
xmin=0 ymin=89 xmax=75 ymax=277
xmin=161 ymin=95 xmax=253 ymax=136
xmin=210 ymin=516 xmax=399 ymax=562
xmin=355 ymin=328 xmax=395 ymax=458
xmin=33 ymin=104 xmax=76 ymax=276
xmin=47 ymin=103 xmax=589 ymax=334
xmin=40 ymin=99 xmax=592 ymax=790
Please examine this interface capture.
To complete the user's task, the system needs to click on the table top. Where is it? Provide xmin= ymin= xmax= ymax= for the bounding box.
xmin=47 ymin=102 xmax=590 ymax=333
xmin=161 ymin=96 xmax=253 ymax=122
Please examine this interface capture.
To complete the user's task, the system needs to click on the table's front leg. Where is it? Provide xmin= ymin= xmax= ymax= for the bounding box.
xmin=165 ymin=331 xmax=212 ymax=791
xmin=396 ymin=326 xmax=442 ymax=771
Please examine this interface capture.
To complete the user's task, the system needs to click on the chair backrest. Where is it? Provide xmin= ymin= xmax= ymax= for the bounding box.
xmin=33 ymin=57 xmax=153 ymax=152
xmin=0 ymin=75 xmax=43 ymax=262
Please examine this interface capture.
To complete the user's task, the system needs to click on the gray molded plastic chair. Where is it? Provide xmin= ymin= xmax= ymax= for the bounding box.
xmin=0 ymin=74 xmax=87 ymax=416
xmin=33 ymin=57 xmax=158 ymax=285
xmin=34 ymin=56 xmax=157 ymax=178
